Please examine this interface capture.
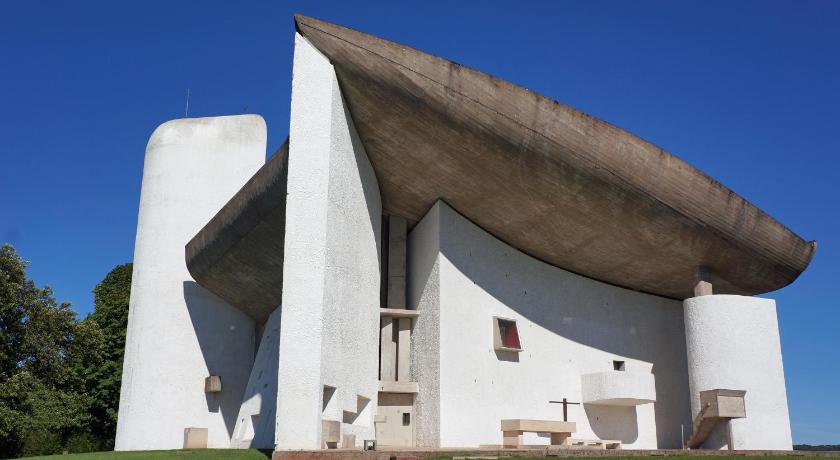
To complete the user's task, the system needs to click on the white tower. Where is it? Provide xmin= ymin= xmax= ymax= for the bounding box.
xmin=115 ymin=115 xmax=266 ymax=450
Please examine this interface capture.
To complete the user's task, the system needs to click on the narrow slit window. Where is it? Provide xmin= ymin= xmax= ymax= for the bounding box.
xmin=493 ymin=317 xmax=522 ymax=351
xmin=402 ymin=412 xmax=411 ymax=426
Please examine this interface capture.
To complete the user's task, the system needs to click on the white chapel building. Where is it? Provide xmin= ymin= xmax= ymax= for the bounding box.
xmin=114 ymin=15 xmax=814 ymax=452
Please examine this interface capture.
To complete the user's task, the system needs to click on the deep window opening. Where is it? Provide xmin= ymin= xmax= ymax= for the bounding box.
xmin=613 ymin=360 xmax=626 ymax=371
xmin=498 ymin=319 xmax=521 ymax=349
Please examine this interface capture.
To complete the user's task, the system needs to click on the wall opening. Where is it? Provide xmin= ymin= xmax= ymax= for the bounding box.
xmin=613 ymin=360 xmax=626 ymax=371
xmin=493 ymin=317 xmax=522 ymax=351
xmin=322 ymin=385 xmax=337 ymax=412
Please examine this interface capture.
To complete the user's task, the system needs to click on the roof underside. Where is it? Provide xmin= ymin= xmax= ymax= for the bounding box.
xmin=186 ymin=15 xmax=815 ymax=321
xmin=186 ymin=142 xmax=288 ymax=323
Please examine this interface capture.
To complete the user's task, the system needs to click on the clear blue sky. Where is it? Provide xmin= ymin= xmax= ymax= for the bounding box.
xmin=1 ymin=0 xmax=837 ymax=445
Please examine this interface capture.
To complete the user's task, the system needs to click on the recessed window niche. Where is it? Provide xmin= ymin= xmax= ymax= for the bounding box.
xmin=493 ymin=316 xmax=522 ymax=352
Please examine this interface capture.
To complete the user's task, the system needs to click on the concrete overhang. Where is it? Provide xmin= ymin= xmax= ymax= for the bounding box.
xmin=581 ymin=371 xmax=656 ymax=406
xmin=185 ymin=141 xmax=288 ymax=323
xmin=293 ymin=15 xmax=815 ymax=299
xmin=185 ymin=15 xmax=815 ymax=321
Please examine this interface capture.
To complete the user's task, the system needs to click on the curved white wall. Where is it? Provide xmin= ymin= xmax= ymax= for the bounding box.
xmin=409 ymin=201 xmax=692 ymax=449
xmin=115 ymin=115 xmax=266 ymax=450
xmin=684 ymin=295 xmax=792 ymax=450
xmin=275 ymin=33 xmax=381 ymax=450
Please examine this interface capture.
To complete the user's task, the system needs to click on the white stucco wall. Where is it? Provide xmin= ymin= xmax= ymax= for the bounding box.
xmin=115 ymin=115 xmax=266 ymax=450
xmin=275 ymin=33 xmax=381 ymax=450
xmin=408 ymin=201 xmax=692 ymax=449
xmin=231 ymin=307 xmax=282 ymax=449
xmin=408 ymin=203 xmax=442 ymax=448
xmin=684 ymin=295 xmax=792 ymax=450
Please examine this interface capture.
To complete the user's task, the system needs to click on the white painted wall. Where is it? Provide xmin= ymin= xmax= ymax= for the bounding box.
xmin=231 ymin=307 xmax=282 ymax=449
xmin=408 ymin=201 xmax=692 ymax=449
xmin=116 ymin=115 xmax=266 ymax=450
xmin=684 ymin=295 xmax=793 ymax=450
xmin=275 ymin=33 xmax=381 ymax=450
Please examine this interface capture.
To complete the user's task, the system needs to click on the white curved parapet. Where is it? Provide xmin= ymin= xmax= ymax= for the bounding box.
xmin=581 ymin=371 xmax=656 ymax=406
xmin=115 ymin=115 xmax=266 ymax=450
xmin=684 ymin=295 xmax=792 ymax=450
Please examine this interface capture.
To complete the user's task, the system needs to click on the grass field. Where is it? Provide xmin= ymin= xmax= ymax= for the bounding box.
xmin=19 ymin=449 xmax=271 ymax=460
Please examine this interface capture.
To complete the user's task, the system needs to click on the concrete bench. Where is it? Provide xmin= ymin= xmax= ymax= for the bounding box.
xmin=501 ymin=419 xmax=576 ymax=448
xmin=561 ymin=438 xmax=622 ymax=450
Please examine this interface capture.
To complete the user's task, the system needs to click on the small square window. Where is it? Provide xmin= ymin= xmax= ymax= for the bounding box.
xmin=613 ymin=360 xmax=625 ymax=371
xmin=493 ymin=316 xmax=522 ymax=352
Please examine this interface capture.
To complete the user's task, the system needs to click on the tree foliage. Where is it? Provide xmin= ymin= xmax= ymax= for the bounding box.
xmin=80 ymin=262 xmax=133 ymax=446
xmin=0 ymin=244 xmax=131 ymax=458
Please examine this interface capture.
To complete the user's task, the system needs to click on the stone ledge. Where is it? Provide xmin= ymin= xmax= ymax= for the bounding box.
xmin=274 ymin=449 xmax=840 ymax=460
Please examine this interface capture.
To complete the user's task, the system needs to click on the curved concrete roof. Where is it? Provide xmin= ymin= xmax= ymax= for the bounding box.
xmin=294 ymin=14 xmax=814 ymax=300
xmin=186 ymin=141 xmax=288 ymax=323
xmin=186 ymin=15 xmax=815 ymax=319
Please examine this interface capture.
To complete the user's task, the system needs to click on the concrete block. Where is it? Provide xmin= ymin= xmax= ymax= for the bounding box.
xmin=341 ymin=433 xmax=356 ymax=448
xmin=183 ymin=427 xmax=208 ymax=449
xmin=580 ymin=371 xmax=656 ymax=406
xmin=699 ymin=389 xmax=746 ymax=418
xmin=500 ymin=419 xmax=576 ymax=433
xmin=502 ymin=430 xmax=521 ymax=448
xmin=378 ymin=380 xmax=419 ymax=393
xmin=380 ymin=317 xmax=396 ymax=381
xmin=204 ymin=375 xmax=222 ymax=393
xmin=321 ymin=420 xmax=340 ymax=448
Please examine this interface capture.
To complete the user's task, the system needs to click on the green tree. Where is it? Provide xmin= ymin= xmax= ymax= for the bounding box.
xmin=0 ymin=243 xmax=100 ymax=457
xmin=0 ymin=243 xmax=30 ymax=379
xmin=78 ymin=263 xmax=132 ymax=447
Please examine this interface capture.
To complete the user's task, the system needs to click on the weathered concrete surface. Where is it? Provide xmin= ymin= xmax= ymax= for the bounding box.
xmin=295 ymin=14 xmax=815 ymax=300
xmin=185 ymin=141 xmax=289 ymax=323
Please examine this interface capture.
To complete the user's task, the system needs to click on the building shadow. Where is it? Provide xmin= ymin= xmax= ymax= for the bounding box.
xmin=584 ymin=404 xmax=639 ymax=444
xmin=183 ymin=280 xmax=256 ymax=440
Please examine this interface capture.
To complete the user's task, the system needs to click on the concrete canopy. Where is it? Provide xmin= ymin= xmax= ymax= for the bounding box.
xmin=186 ymin=142 xmax=288 ymax=323
xmin=186 ymin=15 xmax=815 ymax=320
xmin=293 ymin=15 xmax=814 ymax=300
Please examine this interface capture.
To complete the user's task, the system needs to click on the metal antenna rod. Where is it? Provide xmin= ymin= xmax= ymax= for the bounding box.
xmin=185 ymin=88 xmax=190 ymax=118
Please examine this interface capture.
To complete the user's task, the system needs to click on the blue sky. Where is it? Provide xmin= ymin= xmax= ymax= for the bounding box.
xmin=1 ymin=0 xmax=837 ymax=445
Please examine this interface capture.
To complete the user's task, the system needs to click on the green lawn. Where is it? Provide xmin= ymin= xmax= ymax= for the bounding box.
xmin=20 ymin=449 xmax=271 ymax=460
